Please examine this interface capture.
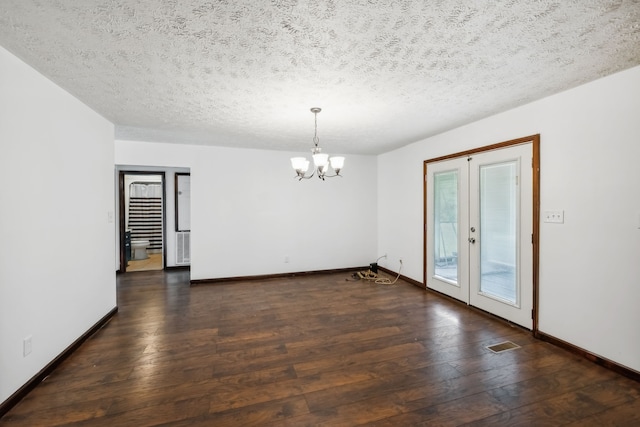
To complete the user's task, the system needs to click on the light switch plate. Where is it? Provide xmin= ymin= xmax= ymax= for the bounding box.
xmin=544 ymin=210 xmax=564 ymax=223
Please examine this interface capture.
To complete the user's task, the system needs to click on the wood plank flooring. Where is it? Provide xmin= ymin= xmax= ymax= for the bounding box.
xmin=126 ymin=253 xmax=163 ymax=272
xmin=2 ymin=270 xmax=639 ymax=426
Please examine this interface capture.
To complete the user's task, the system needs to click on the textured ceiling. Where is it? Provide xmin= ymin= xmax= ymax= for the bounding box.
xmin=1 ymin=1 xmax=639 ymax=155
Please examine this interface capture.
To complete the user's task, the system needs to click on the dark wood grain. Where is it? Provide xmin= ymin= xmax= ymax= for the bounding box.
xmin=1 ymin=270 xmax=638 ymax=426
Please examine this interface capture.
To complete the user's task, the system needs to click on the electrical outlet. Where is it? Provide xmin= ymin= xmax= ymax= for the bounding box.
xmin=284 ymin=255 xmax=290 ymax=263
xmin=544 ymin=210 xmax=564 ymax=223
xmin=23 ymin=335 xmax=32 ymax=357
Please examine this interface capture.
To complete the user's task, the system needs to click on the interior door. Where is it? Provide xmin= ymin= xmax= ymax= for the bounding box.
xmin=426 ymin=143 xmax=533 ymax=329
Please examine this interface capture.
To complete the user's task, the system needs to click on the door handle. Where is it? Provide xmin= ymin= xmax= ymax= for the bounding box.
xmin=468 ymin=237 xmax=476 ymax=243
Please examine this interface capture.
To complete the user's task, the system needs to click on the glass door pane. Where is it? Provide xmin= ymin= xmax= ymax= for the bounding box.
xmin=479 ymin=161 xmax=517 ymax=304
xmin=434 ymin=170 xmax=458 ymax=283
xmin=426 ymin=156 xmax=469 ymax=304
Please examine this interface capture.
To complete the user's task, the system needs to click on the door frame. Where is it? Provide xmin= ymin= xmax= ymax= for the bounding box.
xmin=423 ymin=134 xmax=540 ymax=333
xmin=118 ymin=170 xmax=167 ymax=273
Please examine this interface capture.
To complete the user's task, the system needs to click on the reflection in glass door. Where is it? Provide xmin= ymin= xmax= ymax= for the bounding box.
xmin=434 ymin=170 xmax=459 ymax=283
xmin=479 ymin=161 xmax=517 ymax=304
xmin=426 ymin=157 xmax=469 ymax=304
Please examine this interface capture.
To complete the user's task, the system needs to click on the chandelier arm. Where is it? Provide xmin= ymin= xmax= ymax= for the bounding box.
xmin=320 ymin=172 xmax=342 ymax=179
xmin=296 ymin=169 xmax=315 ymax=180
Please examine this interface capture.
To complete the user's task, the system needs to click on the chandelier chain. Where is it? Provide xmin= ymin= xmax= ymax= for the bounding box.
xmin=313 ymin=109 xmax=319 ymax=146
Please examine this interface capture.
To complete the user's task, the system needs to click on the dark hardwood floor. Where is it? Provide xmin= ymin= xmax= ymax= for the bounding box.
xmin=2 ymin=270 xmax=639 ymax=426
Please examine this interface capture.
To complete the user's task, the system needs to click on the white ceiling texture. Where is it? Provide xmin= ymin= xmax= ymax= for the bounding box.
xmin=1 ymin=1 xmax=639 ymax=155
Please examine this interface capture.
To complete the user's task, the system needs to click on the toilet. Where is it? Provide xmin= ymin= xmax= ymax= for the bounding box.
xmin=131 ymin=240 xmax=150 ymax=260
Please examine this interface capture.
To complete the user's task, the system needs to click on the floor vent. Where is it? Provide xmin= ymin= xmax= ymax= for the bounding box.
xmin=486 ymin=341 xmax=520 ymax=353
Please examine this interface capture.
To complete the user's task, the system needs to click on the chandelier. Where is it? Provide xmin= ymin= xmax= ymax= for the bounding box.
xmin=290 ymin=107 xmax=345 ymax=180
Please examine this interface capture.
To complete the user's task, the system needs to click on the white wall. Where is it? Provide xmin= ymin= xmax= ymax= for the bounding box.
xmin=378 ymin=65 xmax=640 ymax=373
xmin=0 ymin=46 xmax=116 ymax=404
xmin=115 ymin=141 xmax=378 ymax=280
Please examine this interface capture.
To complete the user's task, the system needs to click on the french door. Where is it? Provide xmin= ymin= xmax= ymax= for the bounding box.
xmin=426 ymin=143 xmax=534 ymax=328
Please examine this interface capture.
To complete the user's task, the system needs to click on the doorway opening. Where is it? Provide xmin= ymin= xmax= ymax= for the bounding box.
xmin=119 ymin=171 xmax=166 ymax=272
xmin=424 ymin=135 xmax=540 ymax=331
